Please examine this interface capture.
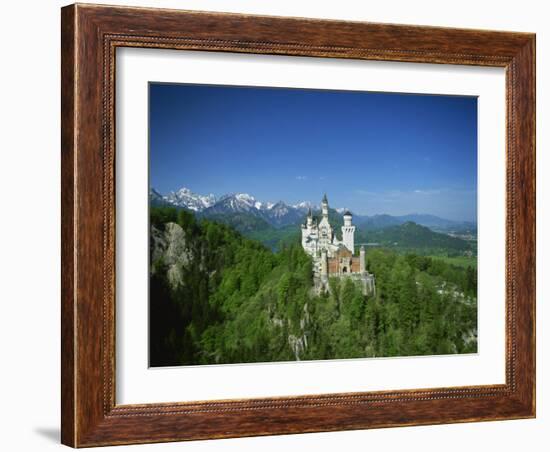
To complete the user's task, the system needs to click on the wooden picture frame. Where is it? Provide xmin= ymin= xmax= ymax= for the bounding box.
xmin=61 ymin=3 xmax=535 ymax=447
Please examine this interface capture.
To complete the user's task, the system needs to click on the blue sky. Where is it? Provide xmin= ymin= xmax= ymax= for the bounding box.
xmin=150 ymin=83 xmax=477 ymax=221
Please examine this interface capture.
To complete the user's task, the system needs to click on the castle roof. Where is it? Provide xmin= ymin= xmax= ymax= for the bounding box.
xmin=322 ymin=193 xmax=328 ymax=204
xmin=343 ymin=210 xmax=353 ymax=217
xmin=333 ymin=245 xmax=352 ymax=258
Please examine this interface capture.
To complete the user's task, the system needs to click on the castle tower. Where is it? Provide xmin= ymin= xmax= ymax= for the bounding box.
xmin=306 ymin=207 xmax=313 ymax=227
xmin=360 ymin=245 xmax=366 ymax=273
xmin=318 ymin=194 xmax=333 ymax=250
xmin=341 ymin=211 xmax=355 ymax=254
xmin=301 ymin=207 xmax=319 ymax=257
xmin=321 ymin=193 xmax=329 ymax=218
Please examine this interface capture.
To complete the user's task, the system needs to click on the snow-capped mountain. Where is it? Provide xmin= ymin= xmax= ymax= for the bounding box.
xmin=292 ymin=201 xmax=314 ymax=209
xmin=150 ymin=186 xmax=316 ymax=227
xmin=163 ymin=187 xmax=217 ymax=212
xmin=265 ymin=201 xmax=305 ymax=227
xmin=292 ymin=201 xmax=316 ymax=210
xmin=202 ymin=193 xmax=259 ymax=215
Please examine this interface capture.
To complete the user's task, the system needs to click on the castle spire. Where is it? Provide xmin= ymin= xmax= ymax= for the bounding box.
xmin=306 ymin=206 xmax=313 ymax=227
xmin=321 ymin=193 xmax=329 ymax=217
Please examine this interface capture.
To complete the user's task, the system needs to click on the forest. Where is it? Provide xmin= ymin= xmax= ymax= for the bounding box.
xmin=149 ymin=206 xmax=477 ymax=367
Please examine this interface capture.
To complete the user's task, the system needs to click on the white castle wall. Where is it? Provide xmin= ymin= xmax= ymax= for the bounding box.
xmin=342 ymin=225 xmax=355 ymax=254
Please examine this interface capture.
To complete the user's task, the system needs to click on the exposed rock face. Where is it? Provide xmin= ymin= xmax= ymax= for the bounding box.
xmin=288 ymin=334 xmax=307 ymax=360
xmin=151 ymin=222 xmax=194 ymax=288
xmin=269 ymin=300 xmax=311 ymax=360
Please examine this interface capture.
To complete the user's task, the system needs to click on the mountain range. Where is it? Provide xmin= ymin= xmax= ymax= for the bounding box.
xmin=151 ymin=187 xmax=313 ymax=228
xmin=150 ymin=187 xmax=476 ymax=232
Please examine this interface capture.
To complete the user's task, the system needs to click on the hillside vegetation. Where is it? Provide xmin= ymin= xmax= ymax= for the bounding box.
xmin=150 ymin=206 xmax=477 ymax=366
xmin=356 ymin=221 xmax=472 ymax=253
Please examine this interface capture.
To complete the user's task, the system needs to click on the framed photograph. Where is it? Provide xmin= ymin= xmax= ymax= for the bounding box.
xmin=61 ymin=3 xmax=536 ymax=447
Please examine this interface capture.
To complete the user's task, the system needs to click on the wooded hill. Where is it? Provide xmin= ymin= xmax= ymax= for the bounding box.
xmin=150 ymin=206 xmax=477 ymax=367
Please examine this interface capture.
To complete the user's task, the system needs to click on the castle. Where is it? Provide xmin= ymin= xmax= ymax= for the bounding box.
xmin=301 ymin=194 xmax=375 ymax=295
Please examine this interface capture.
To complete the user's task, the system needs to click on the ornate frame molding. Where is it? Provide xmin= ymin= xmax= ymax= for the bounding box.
xmin=61 ymin=4 xmax=535 ymax=447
